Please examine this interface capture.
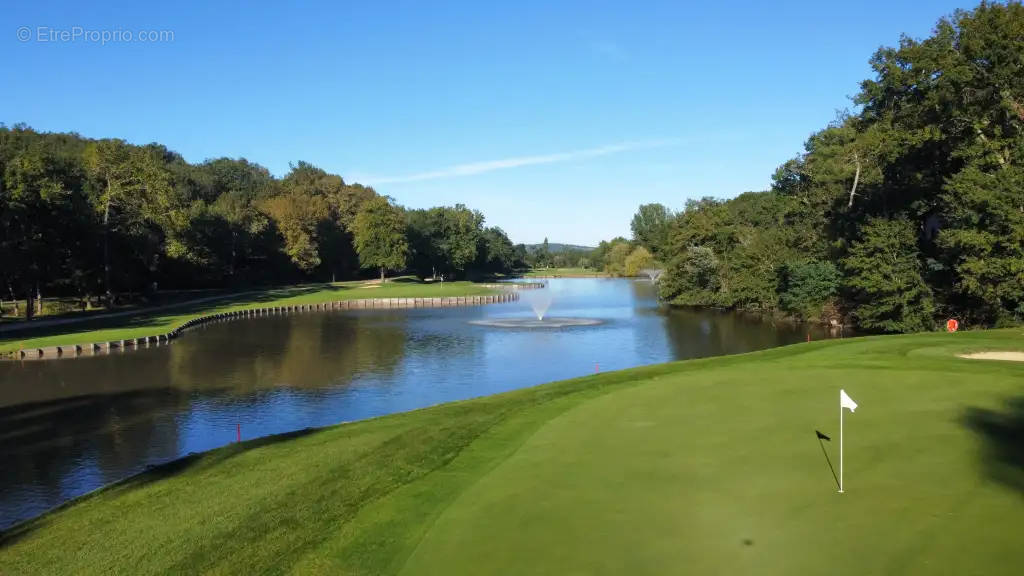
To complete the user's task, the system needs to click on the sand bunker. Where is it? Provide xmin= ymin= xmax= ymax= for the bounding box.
xmin=959 ymin=351 xmax=1024 ymax=362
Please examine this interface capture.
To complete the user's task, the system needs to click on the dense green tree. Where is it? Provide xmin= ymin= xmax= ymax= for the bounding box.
xmin=535 ymin=237 xmax=552 ymax=268
xmin=630 ymin=203 xmax=675 ymax=257
xmin=778 ymin=260 xmax=841 ymax=320
xmin=851 ymin=1 xmax=1024 ymax=325
xmin=439 ymin=205 xmax=484 ymax=277
xmin=659 ymin=246 xmax=719 ymax=305
xmin=476 ymin=227 xmax=516 ymax=274
xmin=352 ymin=196 xmax=409 ymax=282
xmin=604 ymin=242 xmax=633 ymax=276
xmin=1 ymin=134 xmax=90 ymax=315
xmin=591 ymin=237 xmax=629 ymax=272
xmin=405 ymin=205 xmax=485 ymax=279
xmin=842 ymin=219 xmax=935 ymax=332
xmin=209 ymin=187 xmax=274 ymax=281
xmin=281 ymin=161 xmax=377 ymax=281
xmin=260 ymin=190 xmax=330 ymax=273
xmin=512 ymin=244 xmax=529 ymax=269
xmin=656 ymin=194 xmax=792 ymax=309
xmin=938 ymin=166 xmax=1024 ymax=325
xmin=0 ymin=125 xmax=520 ymax=318
xmin=84 ymin=139 xmax=174 ymax=298
xmin=642 ymin=2 xmax=1024 ymax=331
xmin=624 ymin=246 xmax=655 ymax=277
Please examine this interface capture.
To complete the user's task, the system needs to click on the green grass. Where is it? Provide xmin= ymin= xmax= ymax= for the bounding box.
xmin=522 ymin=267 xmax=608 ymax=277
xmin=0 ymin=290 xmax=228 ymax=322
xmin=2 ymin=329 xmax=1024 ymax=574
xmin=0 ymin=279 xmax=498 ymax=353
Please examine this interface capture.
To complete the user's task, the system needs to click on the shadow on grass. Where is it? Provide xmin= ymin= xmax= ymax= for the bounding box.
xmin=815 ymin=431 xmax=840 ymax=491
xmin=0 ymin=424 xmax=322 ymax=549
xmin=964 ymin=396 xmax=1024 ymax=494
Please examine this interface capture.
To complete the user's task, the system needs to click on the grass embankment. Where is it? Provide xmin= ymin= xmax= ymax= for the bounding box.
xmin=522 ymin=267 xmax=608 ymax=277
xmin=0 ymin=279 xmax=498 ymax=354
xmin=3 ymin=329 xmax=1024 ymax=574
xmin=0 ymin=290 xmax=228 ymax=323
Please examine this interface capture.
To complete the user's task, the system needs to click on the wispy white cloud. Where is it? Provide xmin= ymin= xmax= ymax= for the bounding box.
xmin=590 ymin=40 xmax=626 ymax=62
xmin=362 ymin=139 xmax=680 ymax=185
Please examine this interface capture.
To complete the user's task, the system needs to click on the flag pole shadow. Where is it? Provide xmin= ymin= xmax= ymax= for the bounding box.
xmin=815 ymin=430 xmax=840 ymax=491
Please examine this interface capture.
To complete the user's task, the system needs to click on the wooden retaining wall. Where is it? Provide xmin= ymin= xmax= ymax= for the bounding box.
xmin=475 ymin=282 xmax=545 ymax=290
xmin=2 ymin=292 xmax=520 ymax=362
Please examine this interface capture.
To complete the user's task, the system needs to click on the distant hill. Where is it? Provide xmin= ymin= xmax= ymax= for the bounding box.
xmin=524 ymin=243 xmax=595 ymax=253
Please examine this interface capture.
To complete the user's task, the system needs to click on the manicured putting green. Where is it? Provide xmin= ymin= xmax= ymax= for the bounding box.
xmin=1 ymin=329 xmax=1022 ymax=575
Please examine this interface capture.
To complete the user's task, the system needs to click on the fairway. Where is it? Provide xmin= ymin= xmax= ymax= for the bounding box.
xmin=2 ymin=329 xmax=1023 ymax=574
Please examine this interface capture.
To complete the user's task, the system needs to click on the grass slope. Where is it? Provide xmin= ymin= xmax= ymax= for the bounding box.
xmin=1 ymin=329 xmax=1023 ymax=574
xmin=0 ymin=280 xmax=497 ymax=353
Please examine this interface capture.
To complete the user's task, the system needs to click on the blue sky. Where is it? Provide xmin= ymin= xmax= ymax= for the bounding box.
xmin=3 ymin=0 xmax=970 ymax=245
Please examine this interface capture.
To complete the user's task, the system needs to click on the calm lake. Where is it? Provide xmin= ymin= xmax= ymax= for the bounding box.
xmin=0 ymin=278 xmax=848 ymax=529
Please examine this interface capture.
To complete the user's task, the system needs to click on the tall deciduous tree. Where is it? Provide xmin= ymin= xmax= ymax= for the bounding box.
xmin=260 ymin=190 xmax=330 ymax=273
xmin=624 ymin=246 xmax=654 ymax=277
xmin=630 ymin=203 xmax=674 ymax=257
xmin=352 ymin=196 xmax=409 ymax=282
xmin=84 ymin=139 xmax=173 ymax=299
xmin=406 ymin=205 xmax=486 ymax=279
xmin=604 ymin=242 xmax=633 ymax=277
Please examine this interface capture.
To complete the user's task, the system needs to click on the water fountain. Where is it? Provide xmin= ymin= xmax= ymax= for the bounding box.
xmin=639 ymin=268 xmax=663 ymax=283
xmin=528 ymin=288 xmax=552 ymax=320
xmin=469 ymin=287 xmax=603 ymax=329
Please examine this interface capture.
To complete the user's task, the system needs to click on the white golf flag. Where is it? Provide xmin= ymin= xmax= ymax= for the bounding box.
xmin=840 ymin=389 xmax=858 ymax=413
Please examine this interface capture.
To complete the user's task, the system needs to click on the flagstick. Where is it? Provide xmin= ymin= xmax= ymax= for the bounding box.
xmin=839 ymin=397 xmax=844 ymax=494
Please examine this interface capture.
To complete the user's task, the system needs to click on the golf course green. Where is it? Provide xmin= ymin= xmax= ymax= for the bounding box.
xmin=1 ymin=328 xmax=1022 ymax=574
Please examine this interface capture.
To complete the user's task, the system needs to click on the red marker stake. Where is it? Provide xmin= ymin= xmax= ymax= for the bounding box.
xmin=236 ymin=423 xmax=241 ymax=443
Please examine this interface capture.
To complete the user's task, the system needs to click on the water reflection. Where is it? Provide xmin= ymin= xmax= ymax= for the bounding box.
xmin=0 ymin=279 xmax=847 ymax=529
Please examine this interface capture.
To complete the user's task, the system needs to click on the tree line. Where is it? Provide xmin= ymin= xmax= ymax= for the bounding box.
xmin=520 ymin=237 xmax=657 ymax=277
xmin=618 ymin=2 xmax=1023 ymax=332
xmin=0 ymin=126 xmax=523 ymax=318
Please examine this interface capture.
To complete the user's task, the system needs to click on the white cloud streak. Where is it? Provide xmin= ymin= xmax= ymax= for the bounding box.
xmin=363 ymin=139 xmax=680 ymax=185
xmin=590 ymin=41 xmax=626 ymax=62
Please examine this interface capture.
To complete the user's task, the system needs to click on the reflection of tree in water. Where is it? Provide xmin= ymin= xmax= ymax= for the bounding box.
xmin=628 ymin=279 xmax=819 ymax=361
xmin=0 ymin=310 xmax=411 ymax=529
xmin=166 ymin=311 xmax=409 ymax=392
xmin=0 ymin=347 xmax=182 ymax=408
xmin=662 ymin=307 xmax=808 ymax=360
xmin=0 ymin=388 xmax=190 ymax=529
xmin=629 ymin=279 xmax=660 ymax=305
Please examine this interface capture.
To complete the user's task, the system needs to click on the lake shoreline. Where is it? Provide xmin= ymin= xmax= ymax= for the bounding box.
xmin=2 ymin=293 xmax=520 ymax=362
xmin=3 ymin=328 xmax=1021 ymax=573
xmin=0 ymin=278 xmax=852 ymax=533
xmin=0 ymin=280 xmax=516 ymax=357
